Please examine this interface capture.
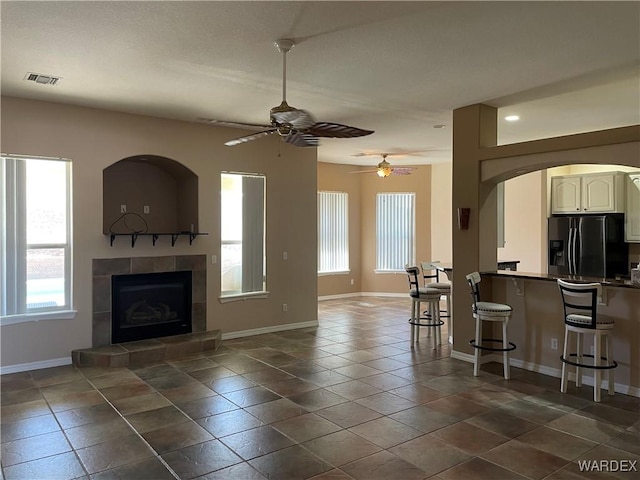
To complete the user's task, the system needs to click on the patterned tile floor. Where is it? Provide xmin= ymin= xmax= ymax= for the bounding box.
xmin=1 ymin=297 xmax=639 ymax=479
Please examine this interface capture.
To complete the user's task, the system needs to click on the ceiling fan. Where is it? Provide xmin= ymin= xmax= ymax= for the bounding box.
xmin=223 ymin=39 xmax=374 ymax=147
xmin=349 ymin=153 xmax=417 ymax=177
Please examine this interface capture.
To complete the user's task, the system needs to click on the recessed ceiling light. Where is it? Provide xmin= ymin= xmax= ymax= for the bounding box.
xmin=504 ymin=115 xmax=520 ymax=122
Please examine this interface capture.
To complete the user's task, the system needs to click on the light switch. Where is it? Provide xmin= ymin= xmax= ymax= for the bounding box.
xmin=283 ymin=251 xmax=288 ymax=260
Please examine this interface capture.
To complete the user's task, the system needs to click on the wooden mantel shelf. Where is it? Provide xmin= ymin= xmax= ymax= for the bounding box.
xmin=107 ymin=232 xmax=208 ymax=247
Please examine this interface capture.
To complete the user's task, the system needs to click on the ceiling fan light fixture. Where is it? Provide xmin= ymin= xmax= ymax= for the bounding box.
xmin=377 ymin=158 xmax=393 ymax=177
xmin=377 ymin=167 xmax=392 ymax=177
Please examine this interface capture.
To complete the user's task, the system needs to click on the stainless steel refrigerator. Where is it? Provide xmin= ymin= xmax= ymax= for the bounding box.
xmin=548 ymin=214 xmax=628 ymax=278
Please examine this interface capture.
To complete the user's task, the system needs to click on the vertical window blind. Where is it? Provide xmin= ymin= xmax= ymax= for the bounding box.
xmin=376 ymin=192 xmax=415 ymax=272
xmin=317 ymin=191 xmax=349 ymax=274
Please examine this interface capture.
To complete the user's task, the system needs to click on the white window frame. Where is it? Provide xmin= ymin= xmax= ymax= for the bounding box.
xmin=375 ymin=192 xmax=416 ymax=273
xmin=1 ymin=154 xmax=75 ymax=325
xmin=219 ymin=172 xmax=268 ymax=302
xmin=317 ymin=191 xmax=350 ymax=275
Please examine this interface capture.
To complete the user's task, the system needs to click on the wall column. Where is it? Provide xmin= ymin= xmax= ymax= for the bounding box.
xmin=451 ymin=104 xmax=498 ymax=356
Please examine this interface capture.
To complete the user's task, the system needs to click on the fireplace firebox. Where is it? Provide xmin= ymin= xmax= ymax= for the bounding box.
xmin=111 ymin=270 xmax=192 ymax=344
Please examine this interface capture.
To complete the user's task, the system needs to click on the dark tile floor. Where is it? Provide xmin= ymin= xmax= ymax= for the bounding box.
xmin=1 ymin=297 xmax=639 ymax=480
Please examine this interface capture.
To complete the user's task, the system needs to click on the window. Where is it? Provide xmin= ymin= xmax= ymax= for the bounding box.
xmin=376 ymin=192 xmax=415 ymax=272
xmin=1 ymin=155 xmax=73 ymax=322
xmin=220 ymin=173 xmax=266 ymax=298
xmin=317 ymin=191 xmax=349 ymax=274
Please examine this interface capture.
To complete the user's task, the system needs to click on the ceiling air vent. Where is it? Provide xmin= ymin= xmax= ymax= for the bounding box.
xmin=24 ymin=72 xmax=62 ymax=86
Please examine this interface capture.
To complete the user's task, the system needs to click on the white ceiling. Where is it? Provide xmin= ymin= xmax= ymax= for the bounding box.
xmin=1 ymin=1 xmax=638 ymax=166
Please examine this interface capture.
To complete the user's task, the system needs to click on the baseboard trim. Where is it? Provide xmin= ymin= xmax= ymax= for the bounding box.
xmin=318 ymin=293 xmax=362 ymax=301
xmin=221 ymin=320 xmax=319 ymax=340
xmin=452 ymin=351 xmax=638 ymax=397
xmin=1 ymin=357 xmax=72 ymax=375
xmin=319 ymin=292 xmax=407 ymax=301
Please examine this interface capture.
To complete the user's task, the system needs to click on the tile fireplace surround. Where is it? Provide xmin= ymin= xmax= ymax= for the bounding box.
xmin=83 ymin=255 xmax=209 ymax=367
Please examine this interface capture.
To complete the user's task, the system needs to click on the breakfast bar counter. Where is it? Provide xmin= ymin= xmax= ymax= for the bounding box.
xmin=482 ymin=269 xmax=640 ymax=289
xmin=476 ymin=271 xmax=639 ymax=397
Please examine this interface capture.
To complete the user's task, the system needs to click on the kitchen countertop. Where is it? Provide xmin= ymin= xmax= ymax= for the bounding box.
xmin=482 ymin=270 xmax=640 ymax=289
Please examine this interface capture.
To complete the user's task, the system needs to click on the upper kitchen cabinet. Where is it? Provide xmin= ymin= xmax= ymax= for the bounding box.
xmin=625 ymin=173 xmax=640 ymax=242
xmin=551 ymin=172 xmax=625 ymax=214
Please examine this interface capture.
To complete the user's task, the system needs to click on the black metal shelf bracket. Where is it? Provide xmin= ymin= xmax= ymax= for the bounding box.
xmin=107 ymin=232 xmax=207 ymax=247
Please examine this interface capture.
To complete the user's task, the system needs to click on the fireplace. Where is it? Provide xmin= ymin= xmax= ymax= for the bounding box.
xmin=111 ymin=270 xmax=192 ymax=344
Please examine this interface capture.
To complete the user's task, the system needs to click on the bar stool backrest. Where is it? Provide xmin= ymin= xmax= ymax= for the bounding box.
xmin=420 ymin=261 xmax=441 ymax=285
xmin=405 ymin=265 xmax=421 ymax=298
xmin=465 ymin=271 xmax=482 ymax=313
xmin=557 ymin=279 xmax=601 ymax=329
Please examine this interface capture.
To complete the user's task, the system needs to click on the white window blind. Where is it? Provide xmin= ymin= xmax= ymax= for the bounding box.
xmin=220 ymin=173 xmax=266 ymax=296
xmin=318 ymin=191 xmax=349 ymax=274
xmin=1 ymin=155 xmax=73 ymax=319
xmin=376 ymin=192 xmax=415 ymax=272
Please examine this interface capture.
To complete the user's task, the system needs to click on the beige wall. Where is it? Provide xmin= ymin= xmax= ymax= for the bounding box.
xmin=317 ymin=162 xmax=433 ymax=296
xmin=317 ymin=163 xmax=362 ymax=296
xmin=1 ymin=96 xmax=318 ymax=368
xmin=499 ymin=171 xmax=546 ymax=273
xmin=430 ymin=162 xmax=453 ymax=264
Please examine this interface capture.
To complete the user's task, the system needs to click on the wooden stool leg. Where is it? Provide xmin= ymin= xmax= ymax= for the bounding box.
xmin=606 ymin=333 xmax=615 ymax=396
xmin=594 ymin=333 xmax=602 ymax=402
xmin=410 ymin=299 xmax=416 ymax=346
xmin=575 ymin=333 xmax=583 ymax=387
xmin=433 ymin=303 xmax=441 ymax=349
xmin=561 ymin=328 xmax=570 ymax=393
xmin=446 ymin=294 xmax=452 ymax=343
xmin=473 ymin=317 xmax=481 ymax=376
xmin=502 ymin=319 xmax=510 ymax=380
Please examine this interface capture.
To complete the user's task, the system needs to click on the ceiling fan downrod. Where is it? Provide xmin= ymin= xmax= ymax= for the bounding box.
xmin=274 ymin=39 xmax=295 ymax=105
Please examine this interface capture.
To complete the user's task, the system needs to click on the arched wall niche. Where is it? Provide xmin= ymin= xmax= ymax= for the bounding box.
xmin=103 ymin=155 xmax=199 ymax=234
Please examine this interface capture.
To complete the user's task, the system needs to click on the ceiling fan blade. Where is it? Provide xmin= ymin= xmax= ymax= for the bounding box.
xmin=308 ymin=122 xmax=374 ymax=138
xmin=391 ymin=167 xmax=416 ymax=175
xmin=204 ymin=119 xmax=271 ymax=130
xmin=348 ymin=169 xmax=379 ymax=174
xmin=284 ymin=132 xmax=319 ymax=147
xmin=224 ymin=129 xmax=277 ymax=146
xmin=271 ymin=108 xmax=316 ymax=129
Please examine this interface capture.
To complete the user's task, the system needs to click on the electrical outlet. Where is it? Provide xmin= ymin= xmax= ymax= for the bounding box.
xmin=143 ymin=205 xmax=150 ymax=214
xmin=282 ymin=304 xmax=287 ymax=312
xmin=282 ymin=251 xmax=288 ymax=260
xmin=350 ymin=279 xmax=354 ymax=285
xmin=551 ymin=338 xmax=558 ymax=350
xmin=120 ymin=204 xmax=127 ymax=213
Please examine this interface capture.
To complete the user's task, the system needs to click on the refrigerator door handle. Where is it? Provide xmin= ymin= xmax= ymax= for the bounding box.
xmin=569 ymin=222 xmax=577 ymax=275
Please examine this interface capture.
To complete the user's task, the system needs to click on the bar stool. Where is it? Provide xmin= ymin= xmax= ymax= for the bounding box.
xmin=557 ymin=279 xmax=617 ymax=402
xmin=466 ymin=272 xmax=516 ymax=379
xmin=405 ymin=265 xmax=444 ymax=348
xmin=420 ymin=261 xmax=452 ymax=340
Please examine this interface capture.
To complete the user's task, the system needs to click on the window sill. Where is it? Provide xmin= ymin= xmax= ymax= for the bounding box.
xmin=1 ymin=310 xmax=77 ymax=326
xmin=374 ymin=270 xmax=405 ymax=274
xmin=218 ymin=291 xmax=270 ymax=303
xmin=318 ymin=270 xmax=350 ymax=276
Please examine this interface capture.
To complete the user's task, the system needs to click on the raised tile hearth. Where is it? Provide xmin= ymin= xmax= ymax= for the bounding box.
xmin=72 ymin=330 xmax=222 ymax=368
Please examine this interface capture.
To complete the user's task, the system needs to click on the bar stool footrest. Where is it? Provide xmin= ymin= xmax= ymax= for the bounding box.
xmin=560 ymin=353 xmax=618 ymax=370
xmin=470 ymin=338 xmax=516 ymax=352
xmin=409 ymin=318 xmax=444 ymax=328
